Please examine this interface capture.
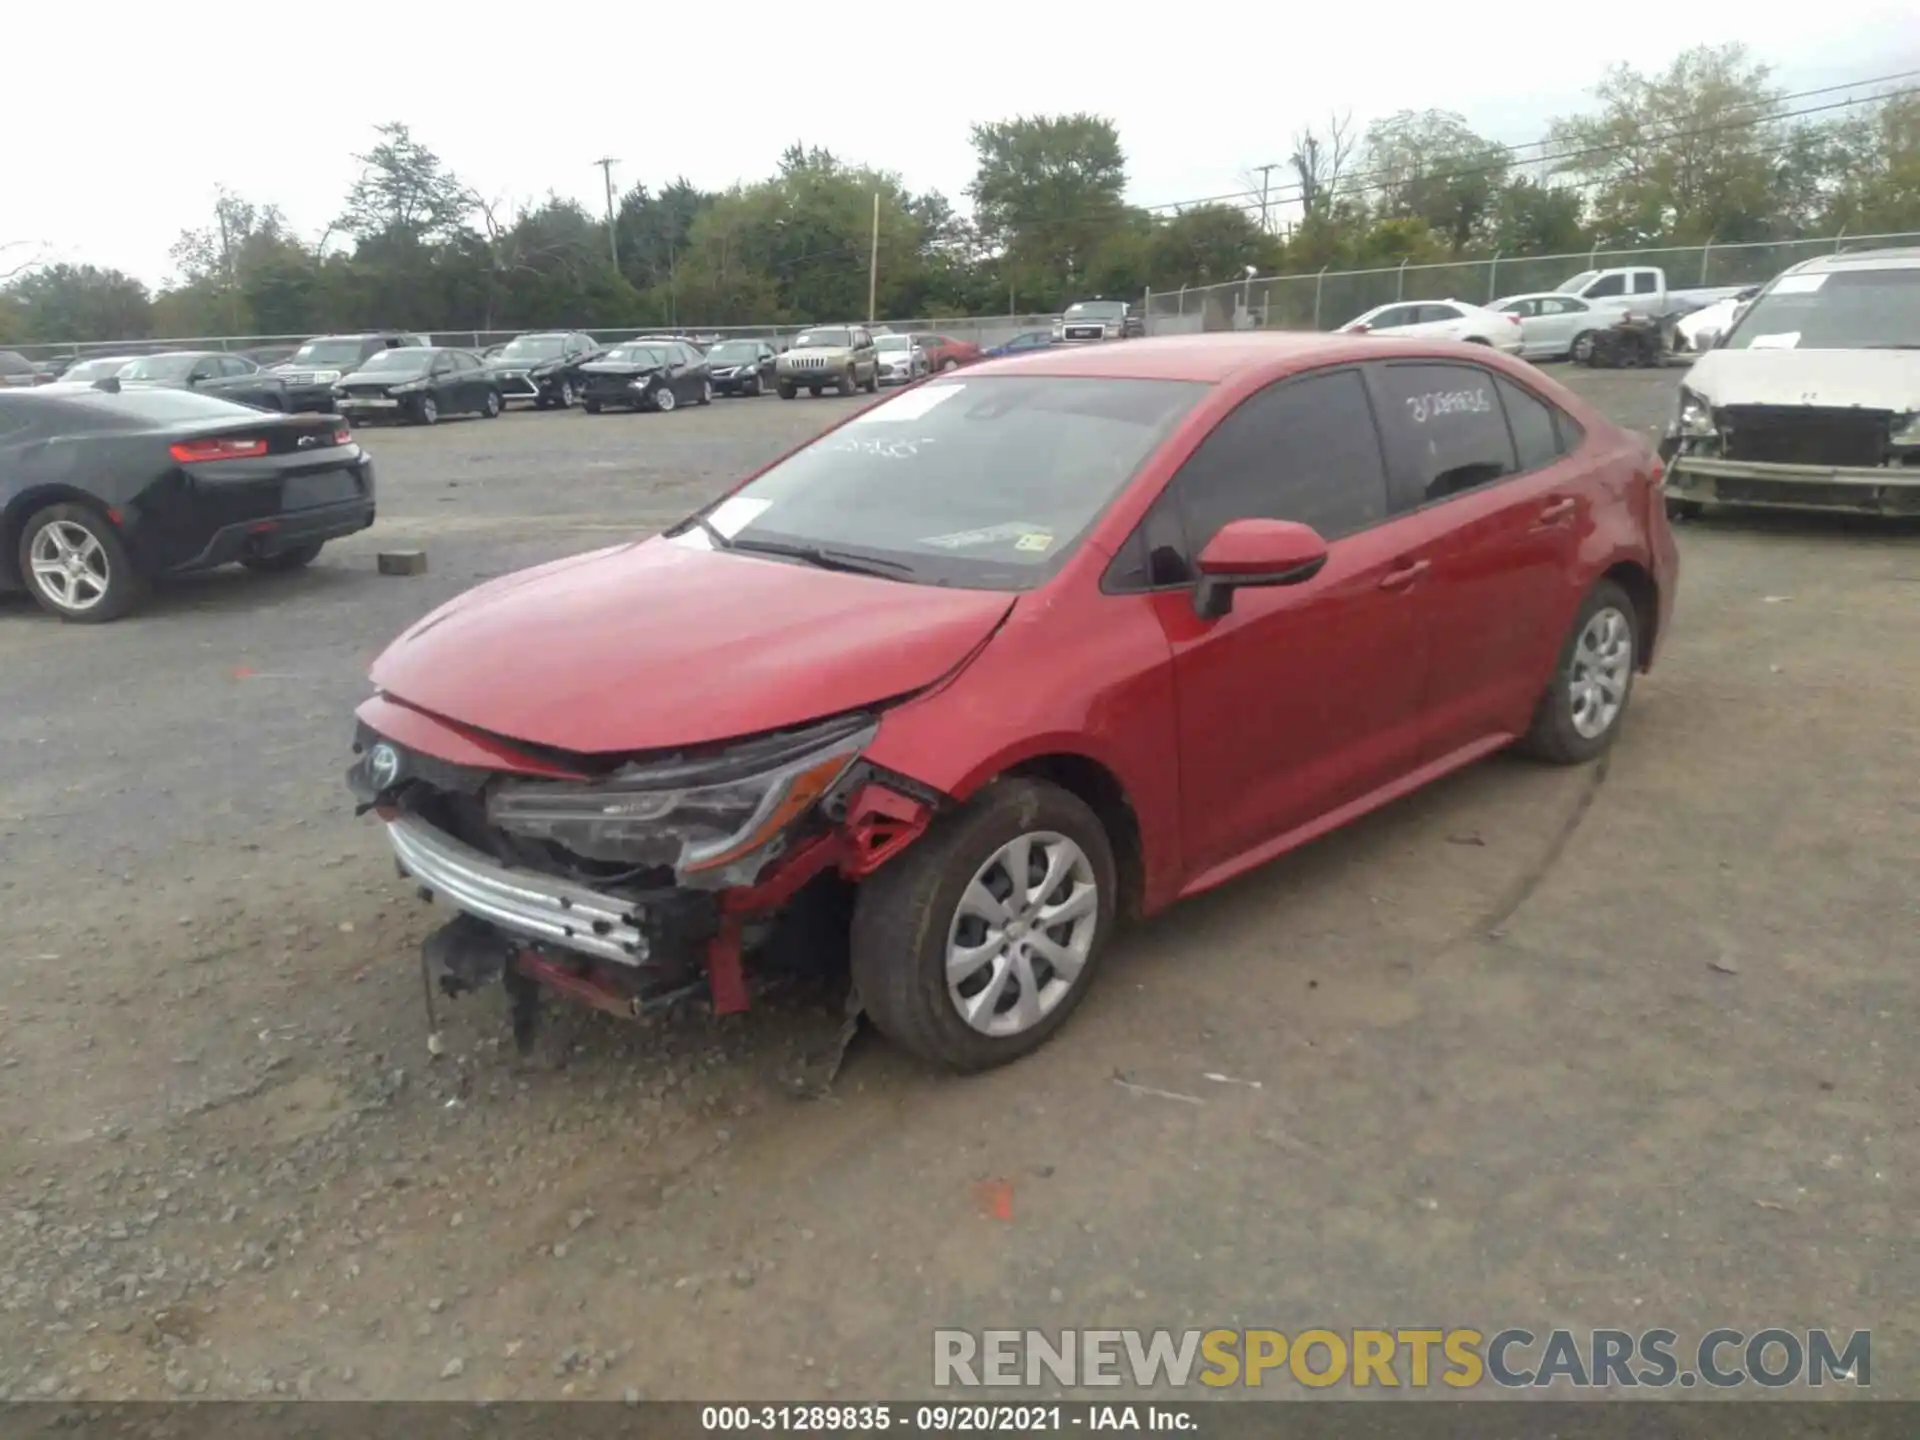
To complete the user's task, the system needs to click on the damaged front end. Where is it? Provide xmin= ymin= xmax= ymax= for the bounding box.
xmin=346 ymin=708 xmax=937 ymax=1047
xmin=1662 ymin=390 xmax=1920 ymax=516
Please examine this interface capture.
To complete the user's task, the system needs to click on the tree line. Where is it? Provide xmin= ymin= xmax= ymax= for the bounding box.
xmin=2 ymin=44 xmax=1915 ymax=347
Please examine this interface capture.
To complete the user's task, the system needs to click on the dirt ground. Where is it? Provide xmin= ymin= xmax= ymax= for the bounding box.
xmin=1 ymin=368 xmax=1915 ymax=1402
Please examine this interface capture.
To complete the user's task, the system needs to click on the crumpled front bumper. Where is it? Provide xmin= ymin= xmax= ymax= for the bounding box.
xmin=1664 ymin=454 xmax=1920 ymax=515
xmin=384 ymin=812 xmax=651 ymax=966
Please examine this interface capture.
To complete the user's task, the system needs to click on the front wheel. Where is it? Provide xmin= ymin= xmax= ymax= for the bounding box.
xmin=583 ymin=398 xmax=602 ymax=414
xmin=652 ymin=386 xmax=678 ymax=413
xmin=412 ymin=395 xmax=440 ymax=426
xmin=836 ymin=369 xmax=855 ymax=397
xmin=558 ymin=378 xmax=576 ymax=408
xmin=777 ymin=380 xmax=796 ymax=400
xmin=17 ymin=503 xmax=148 ymax=623
xmin=1570 ymin=331 xmax=1597 ymax=365
xmin=481 ymin=390 xmax=502 ymax=419
xmin=850 ymin=778 xmax=1117 ymax=1073
xmin=747 ymin=373 xmax=763 ymax=396
xmin=241 ymin=541 xmax=324 ymax=573
xmin=1516 ymin=579 xmax=1639 ymax=766
xmin=697 ymin=379 xmax=712 ymax=406
xmin=1666 ymin=497 xmax=1704 ymax=521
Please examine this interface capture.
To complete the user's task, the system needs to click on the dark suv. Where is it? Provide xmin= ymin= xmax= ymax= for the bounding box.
xmin=270 ymin=332 xmax=430 ymax=412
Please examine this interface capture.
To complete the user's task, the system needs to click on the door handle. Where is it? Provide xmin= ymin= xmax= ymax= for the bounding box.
xmin=1537 ymin=497 xmax=1578 ymax=524
xmin=1378 ymin=559 xmax=1431 ymax=591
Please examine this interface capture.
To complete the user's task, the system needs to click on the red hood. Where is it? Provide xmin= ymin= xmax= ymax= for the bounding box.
xmin=369 ymin=537 xmax=1015 ymax=755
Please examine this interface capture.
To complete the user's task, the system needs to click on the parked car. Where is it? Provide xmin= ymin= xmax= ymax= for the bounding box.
xmin=114 ymin=351 xmax=292 ymax=411
xmin=1 ymin=387 xmax=374 ymax=622
xmin=916 ymin=332 xmax=983 ymax=371
xmin=0 ymin=352 xmax=38 ymax=388
xmin=270 ymin=332 xmax=431 ymax=412
xmin=482 ymin=331 xmax=601 ymax=410
xmin=1341 ymin=300 xmax=1526 ymax=355
xmin=579 ymin=339 xmax=711 ymax=413
xmin=1547 ymin=267 xmax=1747 ymax=360
xmin=345 ymin=332 xmax=1676 ymax=1073
xmin=1660 ymin=247 xmax=1920 ymax=519
xmin=874 ymin=334 xmax=932 ymax=386
xmin=1053 ymin=299 xmax=1144 ymax=344
xmin=57 ymin=355 xmax=139 ymax=384
xmin=775 ymin=325 xmax=879 ymax=398
xmin=983 ymin=330 xmax=1057 ymax=359
xmin=1672 ymin=287 xmax=1761 ymax=354
xmin=1488 ymin=293 xmax=1607 ymax=360
xmin=704 ymin=339 xmax=777 ymax=397
xmin=333 ymin=347 xmax=502 ymax=426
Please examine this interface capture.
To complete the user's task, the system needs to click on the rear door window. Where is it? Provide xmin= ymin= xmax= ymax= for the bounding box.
xmin=1371 ymin=361 xmax=1518 ymax=508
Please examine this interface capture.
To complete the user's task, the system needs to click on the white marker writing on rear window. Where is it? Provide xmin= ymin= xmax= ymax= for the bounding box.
xmin=1405 ymin=388 xmax=1491 ymax=424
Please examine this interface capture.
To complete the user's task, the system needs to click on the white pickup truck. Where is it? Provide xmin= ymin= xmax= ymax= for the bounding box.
xmin=1556 ymin=266 xmax=1748 ymax=320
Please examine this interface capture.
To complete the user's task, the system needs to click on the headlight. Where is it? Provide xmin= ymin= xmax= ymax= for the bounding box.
xmin=311 ymin=369 xmax=342 ymax=384
xmin=390 ymin=381 xmax=426 ymax=394
xmin=1675 ymin=387 xmax=1716 ymax=437
xmin=486 ymin=715 xmax=875 ymax=881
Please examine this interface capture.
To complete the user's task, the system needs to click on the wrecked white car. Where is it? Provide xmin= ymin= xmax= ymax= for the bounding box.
xmin=1661 ymin=247 xmax=1920 ymax=518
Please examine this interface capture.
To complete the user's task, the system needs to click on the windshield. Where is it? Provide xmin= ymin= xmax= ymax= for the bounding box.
xmin=874 ymin=336 xmax=915 ymax=352
xmin=1722 ymin=267 xmax=1920 ymax=350
xmin=287 ymin=339 xmax=372 ymax=367
xmin=1556 ymin=271 xmax=1599 ymax=295
xmin=602 ymin=345 xmax=667 ymax=366
xmin=794 ymin=329 xmax=852 ymax=348
xmin=357 ymin=349 xmax=433 ymax=374
xmin=680 ymin=376 xmax=1206 ymax=590
xmin=119 ymin=355 xmax=199 ymax=382
xmin=707 ymin=342 xmax=759 ymax=362
xmin=500 ymin=336 xmax=567 ymax=360
xmin=67 ymin=357 xmax=133 ymax=381
xmin=1065 ymin=302 xmax=1125 ymax=318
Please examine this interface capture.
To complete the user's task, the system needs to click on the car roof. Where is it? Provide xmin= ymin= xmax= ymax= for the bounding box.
xmin=962 ymin=331 xmax=1472 ymax=383
xmin=1783 ymin=246 xmax=1920 ymax=275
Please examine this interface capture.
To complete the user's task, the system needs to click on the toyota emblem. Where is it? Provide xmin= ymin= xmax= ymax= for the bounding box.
xmin=368 ymin=743 xmax=401 ymax=791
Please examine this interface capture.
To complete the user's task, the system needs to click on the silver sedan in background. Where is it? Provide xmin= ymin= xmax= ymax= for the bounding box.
xmin=874 ymin=333 xmax=931 ymax=386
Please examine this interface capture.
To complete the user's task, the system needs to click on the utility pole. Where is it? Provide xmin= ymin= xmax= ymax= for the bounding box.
xmin=867 ymin=192 xmax=880 ymax=324
xmin=1254 ymin=163 xmax=1280 ymax=234
xmin=594 ymin=158 xmax=620 ymax=270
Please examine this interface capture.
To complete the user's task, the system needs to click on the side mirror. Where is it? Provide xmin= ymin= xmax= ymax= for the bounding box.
xmin=1192 ymin=519 xmax=1330 ymax=620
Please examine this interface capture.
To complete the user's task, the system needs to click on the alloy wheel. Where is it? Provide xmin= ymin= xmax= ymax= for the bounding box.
xmin=945 ymin=831 xmax=1099 ymax=1038
xmin=560 ymin=379 xmax=575 ymax=407
xmin=655 ymin=386 xmax=677 ymax=413
xmin=1569 ymin=606 xmax=1633 ymax=739
xmin=28 ymin=519 xmax=112 ymax=614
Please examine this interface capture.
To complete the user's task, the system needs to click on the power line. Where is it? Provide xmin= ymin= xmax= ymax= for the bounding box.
xmin=1142 ymin=69 xmax=1920 ymax=216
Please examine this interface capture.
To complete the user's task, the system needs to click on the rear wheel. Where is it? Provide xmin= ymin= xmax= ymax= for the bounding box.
xmin=241 ymin=541 xmax=323 ymax=573
xmin=17 ymin=503 xmax=147 ymax=623
xmin=1517 ymin=579 xmax=1639 ymax=766
xmin=809 ymin=385 xmax=822 ymax=398
xmin=583 ymin=398 xmax=602 ymax=414
xmin=850 ymin=778 xmax=1116 ymax=1073
xmin=777 ymin=380 xmax=797 ymax=400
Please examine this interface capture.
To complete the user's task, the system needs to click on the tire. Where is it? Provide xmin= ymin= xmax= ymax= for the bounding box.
xmin=241 ymin=541 xmax=324 ymax=573
xmin=1516 ymin=579 xmax=1640 ymax=766
xmin=747 ymin=373 xmax=763 ymax=397
xmin=1666 ymin=497 xmax=1704 ymax=521
xmin=481 ymin=390 xmax=501 ymax=419
xmin=777 ymin=380 xmax=797 ymax=400
xmin=1570 ymin=331 xmax=1597 ymax=365
xmin=653 ymin=386 xmax=678 ymax=413
xmin=558 ymin=378 xmax=576 ymax=409
xmin=16 ymin=502 xmax=148 ymax=623
xmin=850 ymin=777 xmax=1117 ymax=1073
xmin=809 ymin=386 xmax=822 ymax=398
xmin=697 ymin=379 xmax=712 ymax=406
xmin=860 ymin=367 xmax=878 ymax=394
xmin=836 ymin=369 xmax=855 ymax=397
xmin=583 ymin=398 xmax=602 ymax=414
xmin=412 ymin=395 xmax=439 ymax=425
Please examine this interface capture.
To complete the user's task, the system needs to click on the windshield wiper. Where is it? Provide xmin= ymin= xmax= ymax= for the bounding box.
xmin=1861 ymin=343 xmax=1920 ymax=350
xmin=668 ymin=514 xmax=734 ymax=550
xmin=727 ymin=537 xmax=913 ymax=579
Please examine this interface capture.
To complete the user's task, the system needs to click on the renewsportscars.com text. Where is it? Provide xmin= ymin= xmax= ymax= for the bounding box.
xmin=932 ymin=1327 xmax=1871 ymax=1390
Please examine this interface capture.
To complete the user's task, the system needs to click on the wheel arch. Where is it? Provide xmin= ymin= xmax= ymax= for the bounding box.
xmin=1600 ymin=558 xmax=1659 ymax=671
xmin=995 ymin=751 xmax=1147 ymax=924
xmin=0 ymin=486 xmax=116 ymax=590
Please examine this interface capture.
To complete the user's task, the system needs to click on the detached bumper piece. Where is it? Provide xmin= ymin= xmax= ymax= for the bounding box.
xmin=1666 ymin=458 xmax=1920 ymax=516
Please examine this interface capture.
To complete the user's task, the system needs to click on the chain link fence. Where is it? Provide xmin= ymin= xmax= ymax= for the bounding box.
xmin=1143 ymin=230 xmax=1920 ymax=335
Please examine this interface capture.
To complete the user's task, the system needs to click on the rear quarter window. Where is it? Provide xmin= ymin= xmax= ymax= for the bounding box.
xmin=1495 ymin=376 xmax=1576 ymax=471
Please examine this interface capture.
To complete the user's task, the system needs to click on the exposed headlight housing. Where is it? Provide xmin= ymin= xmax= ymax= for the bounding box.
xmin=1675 ymin=387 xmax=1717 ymax=438
xmin=486 ymin=714 xmax=876 ymax=885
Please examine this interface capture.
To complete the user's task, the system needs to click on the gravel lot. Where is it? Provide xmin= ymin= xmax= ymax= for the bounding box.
xmin=2 ymin=367 xmax=1915 ymax=1402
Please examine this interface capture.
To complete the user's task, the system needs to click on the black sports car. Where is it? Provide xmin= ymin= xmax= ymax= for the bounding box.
xmin=0 ymin=387 xmax=375 ymax=622
xmin=702 ymin=339 xmax=777 ymax=396
xmin=331 ymin=347 xmax=503 ymax=426
xmin=482 ymin=331 xmax=602 ymax=409
xmin=578 ymin=339 xmax=711 ymax=413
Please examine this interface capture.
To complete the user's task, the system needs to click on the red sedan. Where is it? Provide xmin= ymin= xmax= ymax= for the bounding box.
xmin=915 ymin=332 xmax=981 ymax=372
xmin=348 ymin=334 xmax=1677 ymax=1073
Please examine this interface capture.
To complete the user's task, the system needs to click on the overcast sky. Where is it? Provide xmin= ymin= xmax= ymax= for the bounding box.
xmin=7 ymin=2 xmax=1917 ymax=291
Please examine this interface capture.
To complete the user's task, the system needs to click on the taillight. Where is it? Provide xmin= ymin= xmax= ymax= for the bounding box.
xmin=1506 ymin=313 xmax=1522 ymax=326
xmin=170 ymin=435 xmax=268 ymax=463
xmin=333 ymin=426 xmax=352 ymax=446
